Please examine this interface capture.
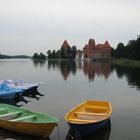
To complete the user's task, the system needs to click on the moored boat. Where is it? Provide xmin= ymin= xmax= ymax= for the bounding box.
xmin=66 ymin=119 xmax=111 ymax=140
xmin=0 ymin=103 xmax=59 ymax=137
xmin=65 ymin=100 xmax=112 ymax=136
xmin=0 ymin=80 xmax=44 ymax=95
xmin=0 ymin=81 xmax=24 ymax=99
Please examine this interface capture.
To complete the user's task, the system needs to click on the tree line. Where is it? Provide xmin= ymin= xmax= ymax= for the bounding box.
xmin=47 ymin=46 xmax=77 ymax=59
xmin=32 ymin=52 xmax=46 ymax=60
xmin=111 ymin=35 xmax=140 ymax=60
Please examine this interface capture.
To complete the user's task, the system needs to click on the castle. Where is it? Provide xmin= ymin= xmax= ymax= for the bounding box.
xmin=61 ymin=38 xmax=111 ymax=60
xmin=82 ymin=39 xmax=111 ymax=60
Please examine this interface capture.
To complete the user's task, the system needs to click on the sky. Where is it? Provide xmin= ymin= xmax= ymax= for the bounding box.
xmin=0 ymin=0 xmax=140 ymax=55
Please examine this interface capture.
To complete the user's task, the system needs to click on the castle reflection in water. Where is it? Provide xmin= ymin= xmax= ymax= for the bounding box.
xmin=45 ymin=60 xmax=111 ymax=81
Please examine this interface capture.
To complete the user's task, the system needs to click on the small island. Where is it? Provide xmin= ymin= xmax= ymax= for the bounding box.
xmin=31 ymin=35 xmax=140 ymax=68
xmin=32 ymin=39 xmax=112 ymax=61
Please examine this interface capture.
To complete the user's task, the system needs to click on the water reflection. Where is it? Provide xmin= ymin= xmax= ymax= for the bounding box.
xmin=112 ymin=65 xmax=140 ymax=90
xmin=32 ymin=59 xmax=140 ymax=90
xmin=47 ymin=60 xmax=76 ymax=80
xmin=0 ymin=127 xmax=50 ymax=140
xmin=23 ymin=89 xmax=44 ymax=100
xmin=0 ymin=90 xmax=44 ymax=106
xmin=32 ymin=60 xmax=46 ymax=67
xmin=47 ymin=60 xmax=111 ymax=81
xmin=59 ymin=61 xmax=76 ymax=80
xmin=0 ymin=96 xmax=28 ymax=107
xmin=83 ymin=61 xmax=111 ymax=81
xmin=66 ymin=119 xmax=111 ymax=140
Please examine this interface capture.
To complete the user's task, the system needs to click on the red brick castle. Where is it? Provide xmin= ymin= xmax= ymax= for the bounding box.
xmin=83 ymin=39 xmax=111 ymax=60
xmin=61 ymin=38 xmax=111 ymax=60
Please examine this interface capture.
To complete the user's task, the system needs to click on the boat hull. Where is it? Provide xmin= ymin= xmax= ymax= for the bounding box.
xmin=68 ymin=118 xmax=109 ymax=136
xmin=22 ymin=86 xmax=38 ymax=95
xmin=0 ymin=103 xmax=58 ymax=137
xmin=0 ymin=91 xmax=23 ymax=99
xmin=66 ymin=119 xmax=111 ymax=140
xmin=0 ymin=120 xmax=57 ymax=137
xmin=65 ymin=100 xmax=112 ymax=136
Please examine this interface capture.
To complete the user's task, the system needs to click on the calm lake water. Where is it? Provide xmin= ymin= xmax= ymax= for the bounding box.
xmin=0 ymin=59 xmax=140 ymax=140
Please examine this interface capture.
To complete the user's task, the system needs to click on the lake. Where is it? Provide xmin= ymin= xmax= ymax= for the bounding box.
xmin=0 ymin=59 xmax=140 ymax=140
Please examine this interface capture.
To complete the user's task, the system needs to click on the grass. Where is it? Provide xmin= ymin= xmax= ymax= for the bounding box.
xmin=112 ymin=58 xmax=140 ymax=68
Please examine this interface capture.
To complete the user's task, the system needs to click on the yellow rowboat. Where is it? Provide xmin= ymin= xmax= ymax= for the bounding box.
xmin=65 ymin=100 xmax=112 ymax=136
xmin=0 ymin=103 xmax=59 ymax=137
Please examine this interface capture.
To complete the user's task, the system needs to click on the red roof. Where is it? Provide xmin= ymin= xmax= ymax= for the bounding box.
xmin=83 ymin=44 xmax=88 ymax=49
xmin=61 ymin=40 xmax=70 ymax=49
xmin=96 ymin=41 xmax=111 ymax=49
xmin=103 ymin=41 xmax=111 ymax=48
xmin=96 ymin=44 xmax=104 ymax=48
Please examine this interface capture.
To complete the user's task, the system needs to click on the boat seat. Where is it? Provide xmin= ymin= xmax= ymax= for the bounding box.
xmin=74 ymin=112 xmax=108 ymax=116
xmin=0 ymin=108 xmax=8 ymax=112
xmin=86 ymin=105 xmax=107 ymax=110
xmin=0 ymin=111 xmax=22 ymax=117
xmin=10 ymin=115 xmax=36 ymax=121
xmin=0 ymin=108 xmax=8 ymax=113
xmin=69 ymin=118 xmax=97 ymax=123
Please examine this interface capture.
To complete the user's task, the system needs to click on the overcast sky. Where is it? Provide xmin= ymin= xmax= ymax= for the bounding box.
xmin=0 ymin=0 xmax=140 ymax=55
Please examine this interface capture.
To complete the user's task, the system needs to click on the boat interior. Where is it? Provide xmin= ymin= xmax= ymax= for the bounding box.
xmin=67 ymin=100 xmax=111 ymax=124
xmin=0 ymin=104 xmax=54 ymax=123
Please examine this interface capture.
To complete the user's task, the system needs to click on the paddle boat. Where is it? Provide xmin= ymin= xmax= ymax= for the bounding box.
xmin=0 ymin=95 xmax=29 ymax=107
xmin=0 ymin=103 xmax=59 ymax=137
xmin=0 ymin=80 xmax=44 ymax=94
xmin=65 ymin=100 xmax=112 ymax=136
xmin=0 ymin=81 xmax=24 ymax=99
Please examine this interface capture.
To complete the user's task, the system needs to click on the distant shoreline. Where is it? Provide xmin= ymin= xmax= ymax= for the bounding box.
xmin=0 ymin=54 xmax=31 ymax=59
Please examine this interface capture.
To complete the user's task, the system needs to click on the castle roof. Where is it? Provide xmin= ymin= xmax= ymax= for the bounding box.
xmin=104 ymin=40 xmax=111 ymax=48
xmin=96 ymin=41 xmax=111 ymax=49
xmin=61 ymin=40 xmax=70 ymax=49
xmin=96 ymin=44 xmax=104 ymax=48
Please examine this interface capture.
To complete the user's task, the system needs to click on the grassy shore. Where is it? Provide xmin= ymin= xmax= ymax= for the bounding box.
xmin=112 ymin=58 xmax=140 ymax=68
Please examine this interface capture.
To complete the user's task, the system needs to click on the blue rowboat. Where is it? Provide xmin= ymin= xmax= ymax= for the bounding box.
xmin=65 ymin=100 xmax=112 ymax=136
xmin=0 ymin=81 xmax=24 ymax=99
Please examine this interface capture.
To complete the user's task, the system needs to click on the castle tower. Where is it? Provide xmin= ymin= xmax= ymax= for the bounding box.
xmin=61 ymin=40 xmax=70 ymax=50
xmin=88 ymin=39 xmax=96 ymax=48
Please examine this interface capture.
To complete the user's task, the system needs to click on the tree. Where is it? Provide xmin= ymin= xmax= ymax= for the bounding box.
xmin=111 ymin=47 xmax=115 ymax=57
xmin=38 ymin=52 xmax=46 ymax=60
xmin=71 ymin=46 xmax=77 ymax=59
xmin=32 ymin=53 xmax=39 ymax=59
xmin=47 ymin=50 xmax=51 ymax=58
xmin=115 ymin=43 xmax=125 ymax=58
xmin=114 ymin=35 xmax=140 ymax=60
xmin=51 ymin=50 xmax=56 ymax=58
xmin=67 ymin=47 xmax=72 ymax=59
xmin=60 ymin=48 xmax=66 ymax=58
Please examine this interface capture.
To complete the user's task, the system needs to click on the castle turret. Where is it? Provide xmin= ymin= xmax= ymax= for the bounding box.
xmin=88 ymin=39 xmax=95 ymax=48
xmin=61 ymin=40 xmax=70 ymax=49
